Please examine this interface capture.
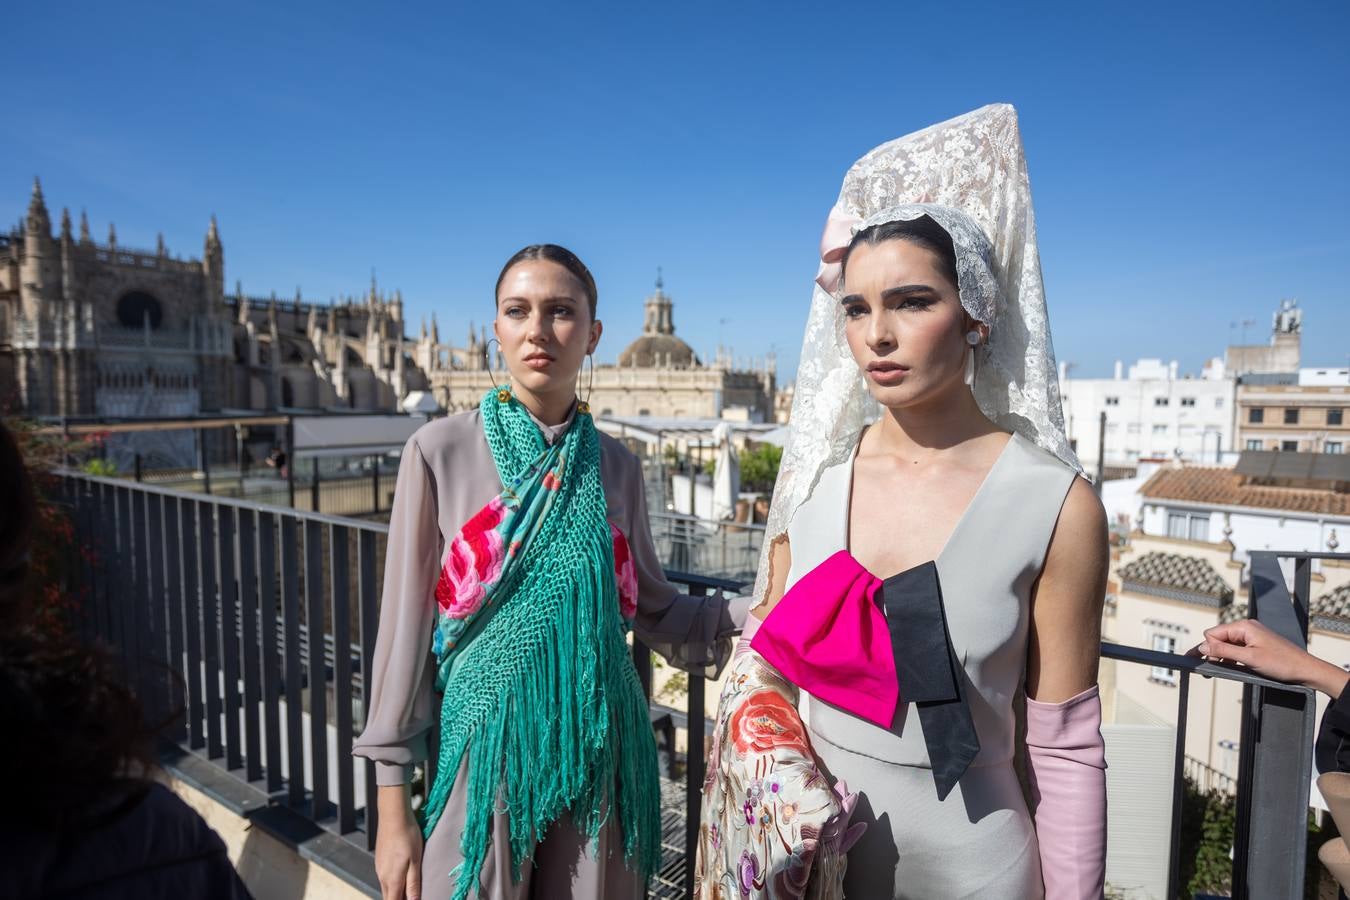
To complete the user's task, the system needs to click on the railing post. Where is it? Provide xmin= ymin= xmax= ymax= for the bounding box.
xmin=371 ymin=455 xmax=380 ymax=513
xmin=311 ymin=459 xmax=321 ymax=514
xmin=1231 ymin=552 xmax=1316 ymax=899
xmin=684 ymin=584 xmax=708 ymax=900
xmin=200 ymin=428 xmax=213 ymax=495
xmin=286 ymin=419 xmax=296 ymax=508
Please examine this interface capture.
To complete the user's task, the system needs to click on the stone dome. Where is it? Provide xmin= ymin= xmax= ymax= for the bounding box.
xmin=619 ymin=333 xmax=699 ymax=369
xmin=617 ymin=272 xmax=701 ymax=369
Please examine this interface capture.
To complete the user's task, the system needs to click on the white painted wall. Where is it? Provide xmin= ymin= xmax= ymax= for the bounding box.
xmin=1140 ymin=499 xmax=1348 ymax=572
xmin=1060 ymin=361 xmax=1236 ymax=469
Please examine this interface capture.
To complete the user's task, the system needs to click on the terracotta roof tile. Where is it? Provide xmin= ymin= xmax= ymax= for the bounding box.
xmin=1119 ymin=551 xmax=1234 ymax=602
xmin=1218 ymin=585 xmax=1350 ymax=628
xmin=1139 ymin=467 xmax=1350 ymax=516
xmin=1316 ymin=583 xmax=1350 ymax=620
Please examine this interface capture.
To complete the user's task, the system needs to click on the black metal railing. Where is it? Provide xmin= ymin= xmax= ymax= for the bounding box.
xmin=57 ymin=471 xmax=1338 ymax=899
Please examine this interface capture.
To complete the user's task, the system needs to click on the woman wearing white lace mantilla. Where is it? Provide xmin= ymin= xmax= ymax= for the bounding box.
xmin=697 ymin=105 xmax=1109 ymax=899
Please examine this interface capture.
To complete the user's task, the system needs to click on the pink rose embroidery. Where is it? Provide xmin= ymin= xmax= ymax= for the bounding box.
xmin=435 ymin=497 xmax=507 ymax=618
xmin=611 ymin=525 xmax=638 ymax=620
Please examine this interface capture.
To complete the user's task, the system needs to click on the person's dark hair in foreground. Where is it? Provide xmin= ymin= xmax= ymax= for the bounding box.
xmin=0 ymin=420 xmax=254 ymax=899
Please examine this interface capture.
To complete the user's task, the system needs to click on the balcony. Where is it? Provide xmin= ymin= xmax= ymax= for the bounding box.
xmin=56 ymin=472 xmax=1342 ymax=899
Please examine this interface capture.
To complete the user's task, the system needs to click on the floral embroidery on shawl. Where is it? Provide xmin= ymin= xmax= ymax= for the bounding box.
xmin=696 ymin=637 xmax=863 ymax=899
xmin=432 ymin=488 xmax=638 ymax=662
xmin=611 ymin=523 xmax=638 ymax=623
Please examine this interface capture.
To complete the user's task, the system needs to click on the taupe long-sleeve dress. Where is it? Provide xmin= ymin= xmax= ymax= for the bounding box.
xmin=354 ymin=404 xmax=740 ymax=900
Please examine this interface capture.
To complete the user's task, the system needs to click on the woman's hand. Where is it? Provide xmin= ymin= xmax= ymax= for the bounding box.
xmin=1190 ymin=619 xmax=1350 ymax=697
xmin=375 ymin=785 xmax=423 ymax=900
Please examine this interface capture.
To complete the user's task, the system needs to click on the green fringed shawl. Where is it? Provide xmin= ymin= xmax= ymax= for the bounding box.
xmin=420 ymin=390 xmax=660 ymax=900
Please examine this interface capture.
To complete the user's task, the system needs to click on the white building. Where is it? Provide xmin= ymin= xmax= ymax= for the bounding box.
xmin=1103 ymin=450 xmax=1350 ymax=796
xmin=1059 ymin=357 xmax=1237 ymax=475
xmin=1138 ymin=452 xmax=1350 ymax=572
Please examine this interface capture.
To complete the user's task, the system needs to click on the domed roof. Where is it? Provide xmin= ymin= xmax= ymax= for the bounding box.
xmin=617 ymin=271 xmax=701 ymax=369
xmin=619 ymin=333 xmax=699 ymax=369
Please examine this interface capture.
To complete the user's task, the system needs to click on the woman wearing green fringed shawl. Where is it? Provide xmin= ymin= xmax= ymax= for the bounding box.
xmin=354 ymin=245 xmax=745 ymax=900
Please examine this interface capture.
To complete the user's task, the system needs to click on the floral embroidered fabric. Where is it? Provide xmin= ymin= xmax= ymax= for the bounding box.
xmin=696 ymin=638 xmax=862 ymax=899
xmin=433 ymin=496 xmax=640 ymax=689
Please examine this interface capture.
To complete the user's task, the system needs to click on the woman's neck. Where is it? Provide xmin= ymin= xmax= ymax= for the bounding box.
xmin=511 ymin=380 xmax=577 ymax=426
xmin=872 ymin=383 xmax=998 ymax=458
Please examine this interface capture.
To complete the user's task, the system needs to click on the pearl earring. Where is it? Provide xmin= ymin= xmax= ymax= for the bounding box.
xmin=965 ymin=330 xmax=982 ymax=346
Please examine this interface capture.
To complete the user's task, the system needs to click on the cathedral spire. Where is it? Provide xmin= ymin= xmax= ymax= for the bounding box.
xmin=157 ymin=232 xmax=167 ymax=257
xmin=60 ymin=208 xmax=73 ymax=241
xmin=79 ymin=209 xmax=91 ymax=245
xmin=431 ymin=312 xmax=440 ymax=344
xmin=237 ymin=281 xmax=250 ymax=324
xmin=107 ymin=223 xmax=117 ymax=249
xmin=27 ymin=176 xmax=51 ymax=237
xmin=206 ymin=214 xmax=220 ymax=247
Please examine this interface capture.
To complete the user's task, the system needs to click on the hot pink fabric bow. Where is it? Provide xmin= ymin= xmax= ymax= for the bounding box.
xmin=814 ymin=205 xmax=862 ymax=294
xmin=749 ymin=550 xmax=897 ymax=727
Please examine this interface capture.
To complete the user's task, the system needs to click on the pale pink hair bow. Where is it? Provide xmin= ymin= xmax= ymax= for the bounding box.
xmin=813 ymin=204 xmax=862 ymax=294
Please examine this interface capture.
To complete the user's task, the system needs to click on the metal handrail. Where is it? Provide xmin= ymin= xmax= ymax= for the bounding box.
xmin=58 ymin=471 xmax=1327 ymax=899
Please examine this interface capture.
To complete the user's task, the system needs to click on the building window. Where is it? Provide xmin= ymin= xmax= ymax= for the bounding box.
xmin=1284 ymin=408 xmax=1299 ymax=425
xmin=1105 ymin=396 xmax=1120 ymax=406
xmin=1181 ymin=397 xmax=1196 ymax=407
xmin=1151 ymin=633 xmax=1179 ymax=685
xmin=1215 ymin=397 xmax=1225 ymax=408
xmin=1246 ymin=439 xmax=1263 ymax=450
xmin=1330 ymin=409 xmax=1344 ymax=426
xmin=1281 ymin=440 xmax=1299 ymax=452
xmin=1167 ymin=510 xmax=1210 ymax=542
xmin=1249 ymin=408 xmax=1264 ymax=424
xmin=1154 ymin=397 xmax=1170 ymax=407
xmin=1127 ymin=423 xmax=1141 ymax=434
xmin=1327 ymin=442 xmax=1344 ymax=454
xmin=1153 ymin=424 xmax=1168 ymax=435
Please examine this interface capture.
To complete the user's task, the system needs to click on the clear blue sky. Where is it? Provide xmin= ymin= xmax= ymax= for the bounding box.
xmin=5 ymin=1 xmax=1347 ymax=379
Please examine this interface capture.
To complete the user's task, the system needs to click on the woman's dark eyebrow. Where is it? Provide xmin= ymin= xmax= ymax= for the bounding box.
xmin=498 ymin=295 xmax=580 ymax=305
xmin=839 ymin=284 xmax=938 ymax=306
xmin=880 ymin=284 xmax=938 ymax=299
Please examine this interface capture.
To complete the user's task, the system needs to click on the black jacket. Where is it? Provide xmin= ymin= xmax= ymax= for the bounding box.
xmin=1318 ymin=683 xmax=1350 ymax=776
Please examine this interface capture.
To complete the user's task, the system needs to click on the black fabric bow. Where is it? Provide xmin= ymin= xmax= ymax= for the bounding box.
xmin=876 ymin=561 xmax=981 ymax=800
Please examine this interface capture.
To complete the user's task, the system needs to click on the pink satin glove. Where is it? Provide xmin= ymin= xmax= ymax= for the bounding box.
xmin=819 ymin=779 xmax=867 ymax=856
xmin=1026 ymin=684 xmax=1108 ymax=900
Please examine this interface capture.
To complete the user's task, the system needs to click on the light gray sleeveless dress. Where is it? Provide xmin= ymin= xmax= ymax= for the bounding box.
xmin=784 ymin=431 xmax=1076 ymax=899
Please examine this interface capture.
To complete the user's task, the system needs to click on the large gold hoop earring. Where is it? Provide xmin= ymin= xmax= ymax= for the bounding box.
xmin=485 ymin=339 xmax=511 ymax=403
xmin=577 ymin=353 xmax=595 ymax=415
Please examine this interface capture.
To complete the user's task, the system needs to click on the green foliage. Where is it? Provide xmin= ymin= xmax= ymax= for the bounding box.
xmin=738 ymin=443 xmax=783 ymax=494
xmin=1185 ymin=780 xmax=1236 ymax=898
xmin=1177 ymin=774 xmax=1328 ymax=899
xmin=82 ymin=458 xmax=118 ymax=476
xmin=657 ymin=670 xmax=688 ymax=704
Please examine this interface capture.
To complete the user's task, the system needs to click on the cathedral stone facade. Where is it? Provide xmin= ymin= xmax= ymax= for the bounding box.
xmin=1 ymin=182 xmax=778 ymax=432
xmin=424 ymin=276 xmax=779 ymax=422
xmin=0 ymin=179 xmax=426 ymax=420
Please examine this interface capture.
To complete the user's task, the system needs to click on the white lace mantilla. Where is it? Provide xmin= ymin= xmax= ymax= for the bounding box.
xmin=754 ymin=103 xmax=1081 ymax=602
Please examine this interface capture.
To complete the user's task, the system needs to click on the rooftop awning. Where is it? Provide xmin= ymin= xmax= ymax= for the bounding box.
xmin=291 ymin=414 xmax=424 ymax=458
